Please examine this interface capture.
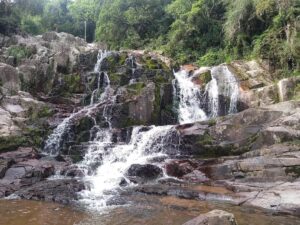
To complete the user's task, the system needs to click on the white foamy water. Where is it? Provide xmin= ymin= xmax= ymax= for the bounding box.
xmin=173 ymin=70 xmax=207 ymax=124
xmin=205 ymin=76 xmax=219 ymax=118
xmin=79 ymin=125 xmax=174 ymax=209
xmin=91 ymin=50 xmax=111 ymax=105
xmin=173 ymin=65 xmax=239 ymax=123
xmin=210 ymin=65 xmax=239 ymax=114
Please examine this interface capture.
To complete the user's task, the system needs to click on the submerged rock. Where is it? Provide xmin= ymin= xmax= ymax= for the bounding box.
xmin=182 ymin=209 xmax=238 ymax=225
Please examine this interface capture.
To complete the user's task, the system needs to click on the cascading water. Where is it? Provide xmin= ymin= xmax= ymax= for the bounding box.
xmin=173 ymin=64 xmax=239 ymax=121
xmin=205 ymin=76 xmax=219 ymax=118
xmin=173 ymin=70 xmax=207 ymax=124
xmin=210 ymin=65 xmax=239 ymax=114
xmin=79 ymin=125 xmax=175 ymax=209
xmin=43 ymin=50 xmax=111 ymax=156
xmin=44 ymin=51 xmax=240 ymax=210
xmin=91 ymin=50 xmax=111 ymax=105
xmin=40 ymin=47 xmax=173 ymax=208
xmin=77 ymin=52 xmax=176 ymax=209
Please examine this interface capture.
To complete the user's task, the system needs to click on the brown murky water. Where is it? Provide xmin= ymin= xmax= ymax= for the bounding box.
xmin=0 ymin=196 xmax=299 ymax=225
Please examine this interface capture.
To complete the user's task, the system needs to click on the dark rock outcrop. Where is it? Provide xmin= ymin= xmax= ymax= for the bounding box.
xmin=126 ymin=164 xmax=163 ymax=183
xmin=15 ymin=179 xmax=85 ymax=204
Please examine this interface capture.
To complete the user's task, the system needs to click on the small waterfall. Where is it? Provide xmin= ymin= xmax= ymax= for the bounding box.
xmin=79 ymin=125 xmax=174 ymax=209
xmin=205 ymin=76 xmax=219 ymax=118
xmin=43 ymin=50 xmax=111 ymax=156
xmin=210 ymin=65 xmax=239 ymax=114
xmin=91 ymin=50 xmax=111 ymax=105
xmin=43 ymin=114 xmax=73 ymax=156
xmin=42 ymin=49 xmax=175 ymax=208
xmin=173 ymin=65 xmax=239 ymax=122
xmin=173 ymin=70 xmax=207 ymax=124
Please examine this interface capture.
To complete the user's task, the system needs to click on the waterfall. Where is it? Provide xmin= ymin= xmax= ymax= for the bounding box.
xmin=43 ymin=50 xmax=111 ymax=156
xmin=44 ymin=49 xmax=174 ymax=208
xmin=210 ymin=65 xmax=239 ymax=114
xmin=79 ymin=125 xmax=174 ymax=209
xmin=173 ymin=64 xmax=239 ymax=121
xmin=173 ymin=70 xmax=207 ymax=124
xmin=43 ymin=113 xmax=73 ymax=156
xmin=205 ymin=76 xmax=219 ymax=118
xmin=44 ymin=51 xmax=240 ymax=209
xmin=91 ymin=50 xmax=111 ymax=105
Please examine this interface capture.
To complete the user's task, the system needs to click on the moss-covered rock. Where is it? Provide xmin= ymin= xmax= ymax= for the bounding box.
xmin=73 ymin=116 xmax=95 ymax=143
xmin=191 ymin=70 xmax=212 ymax=87
xmin=63 ymin=73 xmax=84 ymax=94
xmin=126 ymin=82 xmax=146 ymax=96
xmin=285 ymin=166 xmax=300 ymax=178
xmin=7 ymin=44 xmax=34 ymax=65
xmin=0 ymin=136 xmax=28 ymax=152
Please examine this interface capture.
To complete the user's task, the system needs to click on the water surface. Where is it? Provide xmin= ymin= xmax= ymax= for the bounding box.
xmin=1 ymin=195 xmax=299 ymax=225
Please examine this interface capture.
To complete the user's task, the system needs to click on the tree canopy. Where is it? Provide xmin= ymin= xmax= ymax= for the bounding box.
xmin=0 ymin=0 xmax=299 ymax=75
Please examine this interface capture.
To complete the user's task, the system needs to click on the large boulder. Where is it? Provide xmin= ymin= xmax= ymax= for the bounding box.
xmin=0 ymin=63 xmax=20 ymax=95
xmin=229 ymin=60 xmax=273 ymax=89
xmin=182 ymin=210 xmax=238 ymax=225
xmin=126 ymin=164 xmax=163 ymax=183
xmin=178 ymin=100 xmax=300 ymax=157
xmin=128 ymin=82 xmax=155 ymax=124
xmin=0 ymin=107 xmax=21 ymax=138
xmin=278 ymin=76 xmax=300 ymax=102
xmin=42 ymin=32 xmax=59 ymax=42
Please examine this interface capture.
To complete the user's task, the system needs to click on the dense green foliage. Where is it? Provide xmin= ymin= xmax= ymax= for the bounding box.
xmin=96 ymin=0 xmax=172 ymax=49
xmin=0 ymin=0 xmax=299 ymax=75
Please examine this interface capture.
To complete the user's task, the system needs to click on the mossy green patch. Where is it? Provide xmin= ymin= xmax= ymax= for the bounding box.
xmin=63 ymin=73 xmax=83 ymax=94
xmin=286 ymin=166 xmax=300 ymax=178
xmin=25 ymin=126 xmax=50 ymax=147
xmin=196 ymin=132 xmax=214 ymax=146
xmin=202 ymin=71 xmax=212 ymax=84
xmin=119 ymin=52 xmax=128 ymax=65
xmin=292 ymin=83 xmax=300 ymax=100
xmin=142 ymin=56 xmax=164 ymax=70
xmin=0 ymin=136 xmax=28 ymax=152
xmin=207 ymin=119 xmax=217 ymax=127
xmin=28 ymin=106 xmax=54 ymax=121
xmin=126 ymin=82 xmax=146 ymax=96
xmin=109 ymin=73 xmax=121 ymax=85
xmin=8 ymin=45 xmax=33 ymax=64
xmin=154 ymin=74 xmax=168 ymax=84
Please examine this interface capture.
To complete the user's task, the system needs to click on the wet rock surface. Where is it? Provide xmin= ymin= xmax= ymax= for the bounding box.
xmin=126 ymin=164 xmax=163 ymax=183
xmin=182 ymin=209 xmax=238 ymax=225
xmin=0 ymin=147 xmax=75 ymax=201
xmin=15 ymin=179 xmax=85 ymax=204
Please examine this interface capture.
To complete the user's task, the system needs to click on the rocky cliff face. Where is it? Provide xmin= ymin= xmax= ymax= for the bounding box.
xmin=0 ymin=32 xmax=177 ymax=153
